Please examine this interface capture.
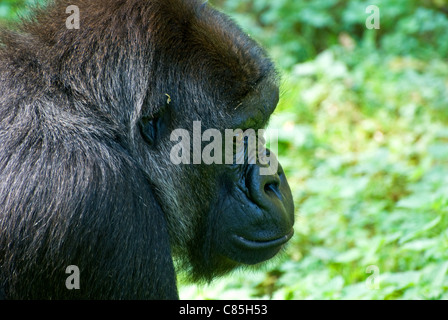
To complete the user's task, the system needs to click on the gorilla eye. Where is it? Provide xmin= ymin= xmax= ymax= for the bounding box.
xmin=139 ymin=116 xmax=159 ymax=146
xmin=139 ymin=103 xmax=172 ymax=147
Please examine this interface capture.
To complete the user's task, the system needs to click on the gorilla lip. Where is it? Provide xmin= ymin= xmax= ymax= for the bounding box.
xmin=234 ymin=229 xmax=294 ymax=250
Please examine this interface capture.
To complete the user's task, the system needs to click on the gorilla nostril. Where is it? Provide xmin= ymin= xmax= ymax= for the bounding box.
xmin=264 ymin=182 xmax=275 ymax=193
xmin=263 ymin=181 xmax=281 ymax=199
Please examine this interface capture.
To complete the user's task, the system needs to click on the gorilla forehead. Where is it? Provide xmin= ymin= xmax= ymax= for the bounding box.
xmin=148 ymin=0 xmax=278 ymax=105
xmin=154 ymin=0 xmax=279 ymax=129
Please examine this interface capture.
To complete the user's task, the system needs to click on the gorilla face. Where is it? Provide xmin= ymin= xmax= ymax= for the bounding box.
xmin=134 ymin=2 xmax=295 ymax=280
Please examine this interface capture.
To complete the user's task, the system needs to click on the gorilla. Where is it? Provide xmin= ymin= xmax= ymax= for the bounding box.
xmin=0 ymin=0 xmax=294 ymax=299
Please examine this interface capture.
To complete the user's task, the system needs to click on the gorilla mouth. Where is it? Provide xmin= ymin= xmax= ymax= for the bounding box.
xmin=235 ymin=229 xmax=294 ymax=250
xmin=226 ymin=229 xmax=294 ymax=265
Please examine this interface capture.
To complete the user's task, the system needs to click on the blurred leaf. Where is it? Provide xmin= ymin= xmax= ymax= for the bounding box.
xmin=432 ymin=262 xmax=448 ymax=288
xmin=401 ymin=238 xmax=438 ymax=251
xmin=334 ymin=248 xmax=361 ymax=263
xmin=399 ymin=216 xmax=442 ymax=244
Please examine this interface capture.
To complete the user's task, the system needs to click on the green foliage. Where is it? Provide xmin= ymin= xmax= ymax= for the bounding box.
xmin=0 ymin=0 xmax=40 ymax=23
xmin=212 ymin=0 xmax=448 ymax=69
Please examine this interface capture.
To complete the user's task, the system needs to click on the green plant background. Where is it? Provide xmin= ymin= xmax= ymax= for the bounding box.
xmin=2 ymin=0 xmax=447 ymax=300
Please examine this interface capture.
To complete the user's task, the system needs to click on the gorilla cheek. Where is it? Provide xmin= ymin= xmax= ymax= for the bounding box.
xmin=214 ymin=163 xmax=294 ymax=265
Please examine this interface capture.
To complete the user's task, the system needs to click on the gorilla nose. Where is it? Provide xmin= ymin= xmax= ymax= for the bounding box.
xmin=246 ymin=162 xmax=295 ymax=231
xmin=248 ymin=165 xmax=283 ymax=208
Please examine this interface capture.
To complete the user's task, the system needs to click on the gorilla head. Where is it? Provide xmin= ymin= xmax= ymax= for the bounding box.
xmin=0 ymin=0 xmax=294 ymax=299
